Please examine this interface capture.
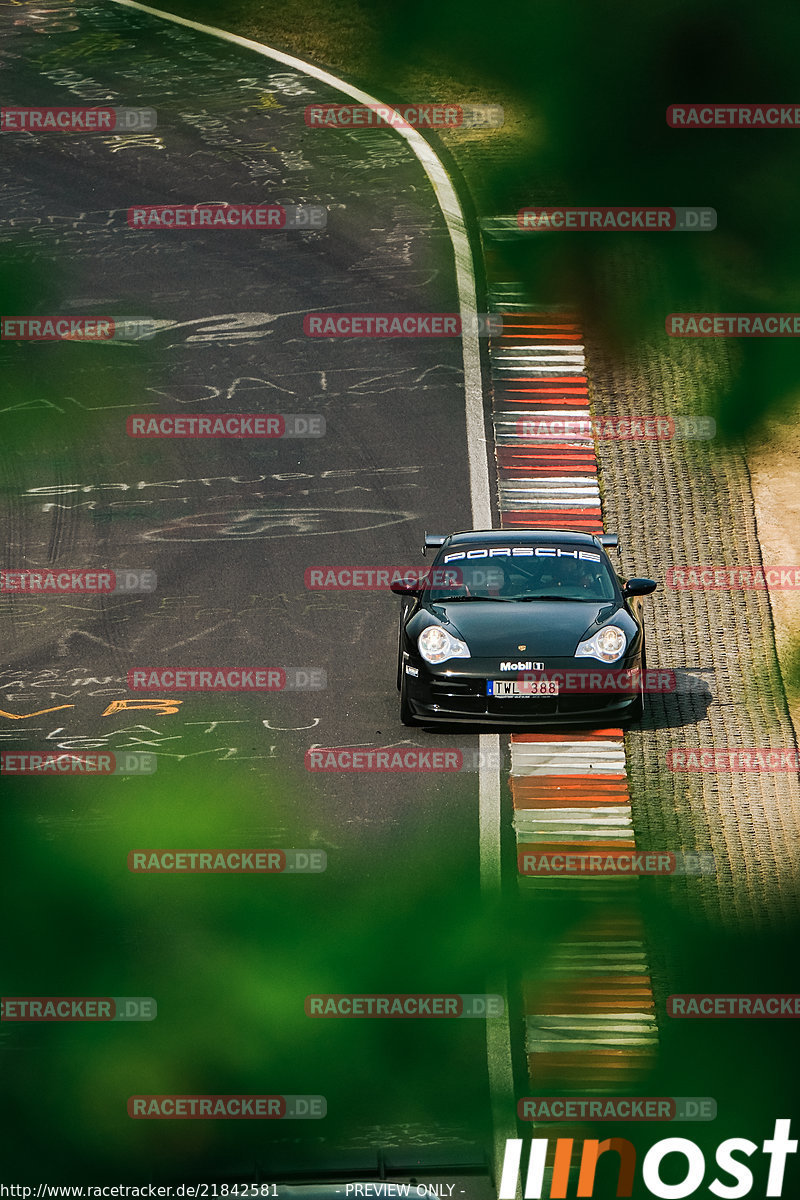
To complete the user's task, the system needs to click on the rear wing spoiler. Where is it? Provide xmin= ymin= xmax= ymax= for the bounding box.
xmin=424 ymin=531 xmax=618 ymax=555
xmin=422 ymin=532 xmax=447 ymax=557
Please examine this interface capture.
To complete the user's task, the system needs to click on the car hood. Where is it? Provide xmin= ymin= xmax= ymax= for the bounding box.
xmin=427 ymin=598 xmax=620 ymax=657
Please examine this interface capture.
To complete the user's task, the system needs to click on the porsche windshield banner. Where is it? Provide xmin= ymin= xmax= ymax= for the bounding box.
xmin=441 ymin=546 xmax=602 ymax=562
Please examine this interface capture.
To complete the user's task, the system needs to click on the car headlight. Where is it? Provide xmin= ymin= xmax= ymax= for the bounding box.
xmin=417 ymin=625 xmax=470 ymax=664
xmin=575 ymin=624 xmax=627 ymax=663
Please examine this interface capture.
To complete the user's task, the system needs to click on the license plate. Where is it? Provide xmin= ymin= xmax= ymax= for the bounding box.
xmin=487 ymin=680 xmax=559 ymax=698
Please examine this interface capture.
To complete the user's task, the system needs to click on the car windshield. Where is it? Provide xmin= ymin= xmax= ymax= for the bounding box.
xmin=427 ymin=547 xmax=618 ymax=602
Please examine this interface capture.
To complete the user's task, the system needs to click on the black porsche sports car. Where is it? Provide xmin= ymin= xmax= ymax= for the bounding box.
xmin=390 ymin=529 xmax=657 ymax=726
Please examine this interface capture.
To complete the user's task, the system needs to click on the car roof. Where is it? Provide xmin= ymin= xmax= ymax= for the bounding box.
xmin=441 ymin=529 xmax=603 ymax=547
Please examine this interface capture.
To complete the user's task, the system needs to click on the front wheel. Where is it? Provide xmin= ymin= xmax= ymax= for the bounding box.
xmin=399 ymin=669 xmax=417 ymax=726
xmin=624 ymin=643 xmax=646 ymax=724
xmin=396 ymin=606 xmax=406 ymax=691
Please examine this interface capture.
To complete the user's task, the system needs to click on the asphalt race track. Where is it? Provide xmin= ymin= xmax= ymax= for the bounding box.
xmin=0 ymin=0 xmax=500 ymax=1183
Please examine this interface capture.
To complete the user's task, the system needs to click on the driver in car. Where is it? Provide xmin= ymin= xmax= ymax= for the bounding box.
xmin=538 ymin=556 xmax=598 ymax=595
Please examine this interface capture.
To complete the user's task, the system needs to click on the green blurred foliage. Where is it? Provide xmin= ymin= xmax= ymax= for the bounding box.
xmin=375 ymin=0 xmax=800 ymax=440
xmin=159 ymin=0 xmax=800 ymax=440
xmin=0 ymin=256 xmax=159 ymax=460
xmin=3 ymin=763 xmax=799 ymax=1184
xmin=1 ymin=765 xmax=499 ymax=1179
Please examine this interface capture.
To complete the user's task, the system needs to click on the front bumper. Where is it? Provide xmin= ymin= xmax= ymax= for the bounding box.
xmin=402 ymin=655 xmax=643 ymax=725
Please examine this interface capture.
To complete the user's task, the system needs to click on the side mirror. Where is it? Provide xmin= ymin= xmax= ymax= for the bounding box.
xmin=390 ymin=580 xmax=423 ymax=597
xmin=623 ymin=577 xmax=657 ymax=597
